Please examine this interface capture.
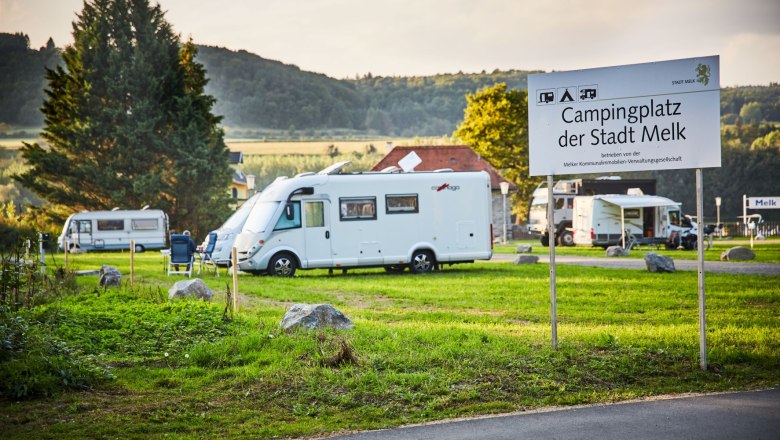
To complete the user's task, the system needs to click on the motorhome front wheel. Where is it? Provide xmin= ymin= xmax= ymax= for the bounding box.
xmin=268 ymin=253 xmax=297 ymax=277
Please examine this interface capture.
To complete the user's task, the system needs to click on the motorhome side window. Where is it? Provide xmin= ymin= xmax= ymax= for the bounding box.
xmin=274 ymin=201 xmax=301 ymax=230
xmin=131 ymin=219 xmax=158 ymax=230
xmin=304 ymin=201 xmax=324 ymax=227
xmin=624 ymin=209 xmax=641 ymax=219
xmin=339 ymin=197 xmax=376 ymax=221
xmin=97 ymin=219 xmax=124 ymax=231
xmin=386 ymin=194 xmax=418 ymax=214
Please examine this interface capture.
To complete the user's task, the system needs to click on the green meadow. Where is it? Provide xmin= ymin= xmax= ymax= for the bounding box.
xmin=1 ymin=245 xmax=778 ymax=439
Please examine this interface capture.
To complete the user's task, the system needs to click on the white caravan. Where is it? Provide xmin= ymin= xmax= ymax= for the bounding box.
xmin=205 ymin=192 xmax=262 ymax=265
xmin=572 ymin=194 xmax=688 ymax=248
xmin=57 ymin=208 xmax=168 ymax=252
xmin=234 ymin=163 xmax=493 ymax=276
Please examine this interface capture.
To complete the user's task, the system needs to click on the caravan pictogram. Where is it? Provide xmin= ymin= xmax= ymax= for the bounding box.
xmin=537 ymin=89 xmax=556 ymax=105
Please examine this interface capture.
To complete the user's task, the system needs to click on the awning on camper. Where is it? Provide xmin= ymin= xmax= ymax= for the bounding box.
xmin=596 ymin=195 xmax=680 ymax=248
xmin=598 ymin=195 xmax=680 ymax=209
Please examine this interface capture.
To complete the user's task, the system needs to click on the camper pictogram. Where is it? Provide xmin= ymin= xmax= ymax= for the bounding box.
xmin=578 ymin=85 xmax=598 ymax=101
xmin=537 ymin=89 xmax=556 ymax=105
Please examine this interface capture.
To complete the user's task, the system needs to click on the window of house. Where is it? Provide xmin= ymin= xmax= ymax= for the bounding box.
xmin=339 ymin=197 xmax=376 ymax=221
xmin=386 ymin=194 xmax=418 ymax=214
xmin=97 ymin=219 xmax=124 ymax=231
xmin=131 ymin=218 xmax=158 ymax=230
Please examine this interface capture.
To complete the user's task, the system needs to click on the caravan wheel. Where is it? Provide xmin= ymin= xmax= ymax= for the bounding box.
xmin=410 ymin=250 xmax=435 ymax=274
xmin=268 ymin=253 xmax=297 ymax=277
xmin=134 ymin=244 xmax=145 ymax=253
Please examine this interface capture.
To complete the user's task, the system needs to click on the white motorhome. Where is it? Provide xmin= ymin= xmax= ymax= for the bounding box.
xmin=572 ymin=194 xmax=689 ymax=248
xmin=206 ymin=192 xmax=262 ymax=265
xmin=57 ymin=208 xmax=168 ymax=252
xmin=234 ymin=163 xmax=493 ymax=276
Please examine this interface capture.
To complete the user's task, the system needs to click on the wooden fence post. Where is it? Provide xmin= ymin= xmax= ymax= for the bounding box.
xmin=232 ymin=246 xmax=238 ymax=314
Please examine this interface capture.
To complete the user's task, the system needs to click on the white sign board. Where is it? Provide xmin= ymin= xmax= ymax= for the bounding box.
xmin=528 ymin=56 xmax=721 ymax=176
xmin=748 ymin=197 xmax=780 ymax=209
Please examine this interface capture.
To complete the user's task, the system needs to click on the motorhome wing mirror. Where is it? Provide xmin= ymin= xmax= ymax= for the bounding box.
xmin=285 ymin=204 xmax=294 ymax=220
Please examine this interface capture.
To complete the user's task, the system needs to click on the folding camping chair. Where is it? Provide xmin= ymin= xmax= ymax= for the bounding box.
xmin=198 ymin=232 xmax=219 ymax=276
xmin=167 ymin=234 xmax=195 ymax=277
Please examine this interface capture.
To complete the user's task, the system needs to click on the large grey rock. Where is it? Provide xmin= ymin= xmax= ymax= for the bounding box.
xmin=643 ymin=252 xmax=675 ymax=273
xmin=280 ymin=304 xmax=354 ymax=331
xmin=606 ymin=246 xmax=629 ymax=257
xmin=99 ymin=265 xmax=122 ymax=287
xmin=515 ymin=244 xmax=533 ymax=254
xmin=513 ymin=255 xmax=539 ymax=264
xmin=168 ymin=278 xmax=213 ymax=301
xmin=720 ymin=246 xmax=756 ymax=261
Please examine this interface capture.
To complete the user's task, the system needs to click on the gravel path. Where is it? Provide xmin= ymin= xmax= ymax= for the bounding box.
xmin=489 ymin=253 xmax=780 ymax=276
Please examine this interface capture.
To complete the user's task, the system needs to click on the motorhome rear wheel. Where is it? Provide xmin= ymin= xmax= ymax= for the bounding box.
xmin=410 ymin=250 xmax=435 ymax=274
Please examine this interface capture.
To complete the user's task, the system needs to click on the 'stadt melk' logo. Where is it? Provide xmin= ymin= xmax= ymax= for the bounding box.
xmin=695 ymin=63 xmax=711 ymax=86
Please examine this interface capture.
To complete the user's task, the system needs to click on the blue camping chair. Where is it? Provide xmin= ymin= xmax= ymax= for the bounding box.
xmin=198 ymin=232 xmax=219 ymax=276
xmin=167 ymin=234 xmax=195 ymax=276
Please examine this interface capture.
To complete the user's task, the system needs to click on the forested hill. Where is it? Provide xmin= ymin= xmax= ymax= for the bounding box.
xmin=1 ymin=33 xmax=779 ymax=137
xmin=195 ymin=45 xmax=538 ymax=136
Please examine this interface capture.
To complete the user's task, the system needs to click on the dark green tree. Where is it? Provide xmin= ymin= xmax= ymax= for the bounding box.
xmin=14 ymin=0 xmax=231 ymax=237
xmin=454 ymin=83 xmax=541 ymax=221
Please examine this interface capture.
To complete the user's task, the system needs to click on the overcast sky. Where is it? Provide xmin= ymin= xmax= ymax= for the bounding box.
xmin=1 ymin=0 xmax=778 ymax=86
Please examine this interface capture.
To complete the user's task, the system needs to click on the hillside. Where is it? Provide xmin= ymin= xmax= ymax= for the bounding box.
xmin=1 ymin=32 xmax=779 ymax=138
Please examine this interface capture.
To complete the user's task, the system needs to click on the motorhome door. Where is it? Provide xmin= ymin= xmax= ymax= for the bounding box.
xmin=303 ymin=201 xmax=332 ymax=267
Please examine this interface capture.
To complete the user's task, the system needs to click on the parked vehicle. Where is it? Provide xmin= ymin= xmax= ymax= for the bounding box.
xmin=571 ymin=194 xmax=693 ymax=249
xmin=205 ymin=191 xmax=262 ymax=265
xmin=234 ymin=161 xmax=493 ymax=276
xmin=57 ymin=208 xmax=168 ymax=252
xmin=527 ymin=177 xmax=656 ymax=246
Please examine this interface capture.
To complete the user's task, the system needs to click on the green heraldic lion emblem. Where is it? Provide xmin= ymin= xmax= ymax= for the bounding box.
xmin=695 ymin=63 xmax=711 ymax=86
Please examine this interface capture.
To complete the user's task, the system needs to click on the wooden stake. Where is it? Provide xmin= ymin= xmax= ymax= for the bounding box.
xmin=232 ymin=246 xmax=238 ymax=314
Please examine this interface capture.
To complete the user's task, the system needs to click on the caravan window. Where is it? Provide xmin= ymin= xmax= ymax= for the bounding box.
xmin=304 ymin=201 xmax=325 ymax=227
xmin=132 ymin=218 xmax=158 ymax=230
xmin=274 ymin=201 xmax=301 ymax=231
xmin=386 ymin=194 xmax=418 ymax=214
xmin=624 ymin=209 xmax=641 ymax=219
xmin=339 ymin=197 xmax=376 ymax=221
xmin=97 ymin=219 xmax=124 ymax=231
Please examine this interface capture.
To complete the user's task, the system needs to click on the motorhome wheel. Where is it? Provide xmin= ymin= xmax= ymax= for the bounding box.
xmin=540 ymin=235 xmax=550 ymax=246
xmin=269 ymin=253 xmax=297 ymax=277
xmin=134 ymin=244 xmax=145 ymax=253
xmin=410 ymin=250 xmax=435 ymax=274
xmin=558 ymin=230 xmax=574 ymax=247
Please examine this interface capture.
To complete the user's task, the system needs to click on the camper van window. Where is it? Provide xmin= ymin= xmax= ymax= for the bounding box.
xmin=97 ymin=219 xmax=124 ymax=231
xmin=624 ymin=209 xmax=641 ymax=219
xmin=386 ymin=194 xmax=418 ymax=214
xmin=304 ymin=201 xmax=325 ymax=227
xmin=274 ymin=201 xmax=301 ymax=230
xmin=339 ymin=197 xmax=377 ymax=221
xmin=669 ymin=210 xmax=681 ymax=226
xmin=76 ymin=220 xmax=91 ymax=233
xmin=554 ymin=198 xmax=565 ymax=209
xmin=131 ymin=218 xmax=158 ymax=230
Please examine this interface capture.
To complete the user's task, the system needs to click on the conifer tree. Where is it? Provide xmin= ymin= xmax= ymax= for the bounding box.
xmin=15 ymin=0 xmax=231 ymax=236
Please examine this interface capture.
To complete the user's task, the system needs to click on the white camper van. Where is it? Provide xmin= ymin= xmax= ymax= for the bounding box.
xmin=206 ymin=192 xmax=262 ymax=265
xmin=234 ymin=163 xmax=493 ymax=276
xmin=572 ymin=194 xmax=688 ymax=248
xmin=57 ymin=209 xmax=168 ymax=252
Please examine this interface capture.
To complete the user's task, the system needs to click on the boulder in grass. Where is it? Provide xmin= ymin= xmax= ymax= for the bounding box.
xmin=720 ymin=246 xmax=755 ymax=261
xmin=606 ymin=246 xmax=629 ymax=257
xmin=168 ymin=278 xmax=213 ymax=301
xmin=280 ymin=304 xmax=354 ymax=331
xmin=513 ymin=255 xmax=539 ymax=264
xmin=515 ymin=244 xmax=533 ymax=254
xmin=643 ymin=252 xmax=675 ymax=273
xmin=99 ymin=265 xmax=122 ymax=287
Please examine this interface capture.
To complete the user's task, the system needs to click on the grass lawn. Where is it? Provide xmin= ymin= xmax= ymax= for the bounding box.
xmin=1 ymin=248 xmax=778 ymax=439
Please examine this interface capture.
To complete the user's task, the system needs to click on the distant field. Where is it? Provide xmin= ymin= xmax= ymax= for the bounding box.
xmin=225 ymin=138 xmax=450 ymax=155
xmin=1 ymin=138 xmax=449 ymax=154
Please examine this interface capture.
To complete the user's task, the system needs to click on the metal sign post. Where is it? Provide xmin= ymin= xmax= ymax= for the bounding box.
xmin=547 ymin=175 xmax=558 ymax=349
xmin=696 ymin=169 xmax=707 ymax=370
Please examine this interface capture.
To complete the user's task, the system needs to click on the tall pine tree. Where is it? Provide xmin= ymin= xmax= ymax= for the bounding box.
xmin=15 ymin=0 xmax=231 ymax=237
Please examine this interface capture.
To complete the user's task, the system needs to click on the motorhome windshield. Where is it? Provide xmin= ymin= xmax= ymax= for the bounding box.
xmin=221 ymin=193 xmax=261 ymax=230
xmin=242 ymin=201 xmax=280 ymax=233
